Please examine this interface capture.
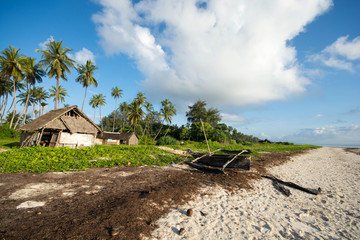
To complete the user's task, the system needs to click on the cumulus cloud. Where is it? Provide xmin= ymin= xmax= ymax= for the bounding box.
xmin=74 ymin=48 xmax=96 ymax=65
xmin=310 ymin=35 xmax=360 ymax=72
xmin=93 ymin=0 xmax=332 ymax=107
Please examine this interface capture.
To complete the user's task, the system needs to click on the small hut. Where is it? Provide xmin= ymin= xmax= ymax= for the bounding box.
xmin=96 ymin=132 xmax=139 ymax=145
xmin=18 ymin=105 xmax=102 ymax=148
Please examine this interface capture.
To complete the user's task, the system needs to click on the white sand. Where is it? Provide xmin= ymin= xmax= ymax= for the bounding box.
xmin=151 ymin=147 xmax=360 ymax=239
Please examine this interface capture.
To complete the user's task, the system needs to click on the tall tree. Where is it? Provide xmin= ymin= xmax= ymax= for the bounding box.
xmin=15 ymin=57 xmax=45 ymax=127
xmin=128 ymin=100 xmax=144 ymax=132
xmin=186 ymin=100 xmax=221 ymax=126
xmin=111 ymin=86 xmax=122 ymax=131
xmin=89 ymin=95 xmax=98 ymax=122
xmin=36 ymin=39 xmax=75 ymax=109
xmin=0 ymin=46 xmax=27 ymax=128
xmin=95 ymin=93 xmax=106 ymax=130
xmin=154 ymin=99 xmax=176 ymax=139
xmin=75 ymin=60 xmax=98 ymax=111
xmin=49 ymin=85 xmax=68 ymax=105
xmin=135 ymin=91 xmax=147 ymax=106
xmin=119 ymin=101 xmax=129 ymax=132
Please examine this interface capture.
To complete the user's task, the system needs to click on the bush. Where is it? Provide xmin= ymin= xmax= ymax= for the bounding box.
xmin=0 ymin=124 xmax=19 ymax=138
xmin=156 ymin=136 xmax=179 ymax=145
xmin=138 ymin=136 xmax=156 ymax=145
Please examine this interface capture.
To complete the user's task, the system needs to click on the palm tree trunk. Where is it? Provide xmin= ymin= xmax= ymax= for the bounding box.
xmin=22 ymin=103 xmax=30 ymax=125
xmin=1 ymin=96 xmax=13 ymax=123
xmin=100 ymin=106 xmax=102 ymax=130
xmin=82 ymin=86 xmax=87 ymax=111
xmin=0 ymin=93 xmax=8 ymax=120
xmin=112 ymin=99 xmax=117 ymax=132
xmin=55 ymin=76 xmax=59 ymax=109
xmin=9 ymin=80 xmax=17 ymax=128
xmin=153 ymin=119 xmax=165 ymax=140
xmin=93 ymin=108 xmax=96 ymax=122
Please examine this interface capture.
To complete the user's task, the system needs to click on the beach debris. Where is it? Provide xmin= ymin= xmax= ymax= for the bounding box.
xmin=187 ymin=209 xmax=193 ymax=217
xmin=109 ymin=227 xmax=120 ymax=236
xmin=263 ymin=175 xmax=321 ymax=195
xmin=200 ymin=211 xmax=207 ymax=217
xmin=273 ymin=181 xmax=291 ymax=197
xmin=179 ymin=227 xmax=185 ymax=236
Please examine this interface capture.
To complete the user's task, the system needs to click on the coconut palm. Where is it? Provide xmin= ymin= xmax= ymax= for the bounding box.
xmin=0 ymin=46 xmax=27 ymax=128
xmin=128 ymin=100 xmax=144 ymax=132
xmin=119 ymin=101 xmax=129 ymax=132
xmin=154 ymin=99 xmax=176 ymax=139
xmin=36 ymin=39 xmax=75 ymax=109
xmin=75 ymin=60 xmax=98 ymax=111
xmin=0 ymin=76 xmax=12 ymax=120
xmin=49 ymin=85 xmax=68 ymax=105
xmin=94 ymin=93 xmax=106 ymax=130
xmin=135 ymin=91 xmax=146 ymax=106
xmin=111 ymin=86 xmax=122 ymax=131
xmin=15 ymin=57 xmax=45 ymax=127
xmin=89 ymin=95 xmax=98 ymax=121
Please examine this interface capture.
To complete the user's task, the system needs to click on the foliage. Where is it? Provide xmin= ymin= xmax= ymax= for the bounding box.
xmin=186 ymin=100 xmax=221 ymax=126
xmin=138 ymin=135 xmax=156 ymax=145
xmin=156 ymin=136 xmax=179 ymax=145
xmin=75 ymin=60 xmax=98 ymax=111
xmin=0 ymin=124 xmax=19 ymax=138
xmin=0 ymin=145 xmax=186 ymax=173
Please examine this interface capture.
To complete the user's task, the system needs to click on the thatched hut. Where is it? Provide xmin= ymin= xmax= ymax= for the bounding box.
xmin=96 ymin=132 xmax=139 ymax=145
xmin=18 ymin=105 xmax=102 ymax=148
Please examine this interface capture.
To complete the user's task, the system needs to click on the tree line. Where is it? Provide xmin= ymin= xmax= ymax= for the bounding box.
xmin=1 ymin=39 xmax=259 ymax=144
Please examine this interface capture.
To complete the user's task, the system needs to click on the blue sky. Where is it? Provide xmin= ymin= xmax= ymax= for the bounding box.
xmin=1 ymin=0 xmax=359 ymax=146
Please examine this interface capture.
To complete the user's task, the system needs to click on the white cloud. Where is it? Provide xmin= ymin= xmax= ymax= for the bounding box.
xmin=221 ymin=113 xmax=245 ymax=123
xmin=38 ymin=36 xmax=55 ymax=49
xmin=310 ymin=35 xmax=360 ymax=72
xmin=93 ymin=0 xmax=332 ymax=107
xmin=315 ymin=114 xmax=323 ymax=118
xmin=324 ymin=35 xmax=360 ymax=60
xmin=74 ymin=48 xmax=96 ymax=65
xmin=286 ymin=124 xmax=360 ymax=145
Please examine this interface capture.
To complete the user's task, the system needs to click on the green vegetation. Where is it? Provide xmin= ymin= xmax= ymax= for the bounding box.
xmin=0 ymin=145 xmax=186 ymax=173
xmin=156 ymin=136 xmax=179 ymax=145
xmin=0 ymin=141 xmax=319 ymax=173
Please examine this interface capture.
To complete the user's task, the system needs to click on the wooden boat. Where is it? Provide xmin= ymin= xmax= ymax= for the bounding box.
xmin=187 ymin=149 xmax=251 ymax=170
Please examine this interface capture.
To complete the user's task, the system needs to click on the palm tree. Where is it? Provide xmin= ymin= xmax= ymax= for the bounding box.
xmin=15 ymin=57 xmax=45 ymax=127
xmin=0 ymin=76 xmax=12 ymax=120
xmin=135 ymin=91 xmax=146 ymax=106
xmin=0 ymin=46 xmax=27 ymax=128
xmin=89 ymin=95 xmax=98 ymax=122
xmin=95 ymin=94 xmax=106 ymax=130
xmin=36 ymin=39 xmax=75 ymax=109
xmin=49 ymin=85 xmax=68 ymax=105
xmin=111 ymin=86 xmax=122 ymax=131
xmin=75 ymin=60 xmax=98 ymax=111
xmin=119 ymin=101 xmax=129 ymax=132
xmin=33 ymin=87 xmax=48 ymax=116
xmin=154 ymin=99 xmax=176 ymax=139
xmin=144 ymin=101 xmax=154 ymax=136
xmin=128 ymin=100 xmax=144 ymax=132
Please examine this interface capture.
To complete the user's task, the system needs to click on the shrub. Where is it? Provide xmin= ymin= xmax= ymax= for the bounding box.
xmin=138 ymin=136 xmax=156 ymax=145
xmin=156 ymin=136 xmax=179 ymax=145
xmin=0 ymin=124 xmax=19 ymax=138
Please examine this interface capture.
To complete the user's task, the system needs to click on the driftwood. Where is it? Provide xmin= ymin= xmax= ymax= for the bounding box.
xmin=190 ymin=149 xmax=222 ymax=163
xmin=273 ymin=181 xmax=291 ymax=197
xmin=263 ymin=175 xmax=321 ymax=195
xmin=221 ymin=150 xmax=248 ymax=171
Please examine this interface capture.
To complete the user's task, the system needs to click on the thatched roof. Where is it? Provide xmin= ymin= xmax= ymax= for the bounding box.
xmin=18 ymin=105 xmax=102 ymax=134
xmin=98 ymin=132 xmax=138 ymax=140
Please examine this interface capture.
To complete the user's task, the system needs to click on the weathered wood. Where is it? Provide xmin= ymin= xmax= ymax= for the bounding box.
xmin=273 ymin=181 xmax=291 ymax=196
xmin=189 ymin=149 xmax=222 ymax=163
xmin=185 ymin=162 xmax=225 ymax=174
xmin=262 ymin=175 xmax=321 ymax=195
xmin=221 ymin=150 xmax=247 ymax=171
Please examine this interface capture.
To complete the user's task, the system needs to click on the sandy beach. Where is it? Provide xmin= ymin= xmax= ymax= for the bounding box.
xmin=151 ymin=147 xmax=360 ymax=239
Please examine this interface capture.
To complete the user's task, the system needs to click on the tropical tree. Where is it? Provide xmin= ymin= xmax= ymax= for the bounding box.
xmin=0 ymin=76 xmax=12 ymax=121
xmin=186 ymin=100 xmax=221 ymax=126
xmin=111 ymin=86 xmax=122 ymax=131
xmin=128 ymin=100 xmax=144 ymax=133
xmin=135 ymin=91 xmax=147 ymax=106
xmin=89 ymin=95 xmax=98 ymax=121
xmin=0 ymin=46 xmax=27 ymax=128
xmin=119 ymin=101 xmax=129 ymax=132
xmin=14 ymin=57 xmax=45 ymax=127
xmin=94 ymin=93 xmax=106 ymax=130
xmin=36 ymin=39 xmax=75 ymax=109
xmin=75 ymin=60 xmax=98 ymax=111
xmin=154 ymin=99 xmax=176 ymax=139
xmin=49 ymin=85 xmax=68 ymax=105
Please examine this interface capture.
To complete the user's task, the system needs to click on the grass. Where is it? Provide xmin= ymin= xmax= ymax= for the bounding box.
xmin=0 ymin=139 xmax=320 ymax=173
xmin=0 ymin=137 xmax=20 ymax=149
